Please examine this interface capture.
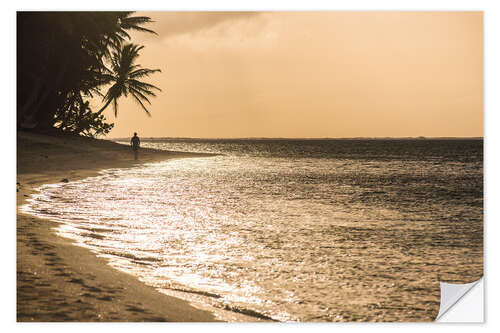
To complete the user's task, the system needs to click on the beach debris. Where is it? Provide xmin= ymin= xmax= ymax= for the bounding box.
xmin=60 ymin=178 xmax=69 ymax=183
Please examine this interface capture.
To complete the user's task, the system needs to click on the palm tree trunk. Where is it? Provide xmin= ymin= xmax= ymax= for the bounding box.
xmin=96 ymin=98 xmax=113 ymax=115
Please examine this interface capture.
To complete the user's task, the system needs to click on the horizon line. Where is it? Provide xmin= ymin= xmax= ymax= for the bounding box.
xmin=109 ymin=136 xmax=484 ymax=140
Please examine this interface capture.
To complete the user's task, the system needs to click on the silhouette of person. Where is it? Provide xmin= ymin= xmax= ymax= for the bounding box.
xmin=131 ymin=132 xmax=140 ymax=160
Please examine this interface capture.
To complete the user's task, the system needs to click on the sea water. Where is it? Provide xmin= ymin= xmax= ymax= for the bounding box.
xmin=22 ymin=139 xmax=483 ymax=321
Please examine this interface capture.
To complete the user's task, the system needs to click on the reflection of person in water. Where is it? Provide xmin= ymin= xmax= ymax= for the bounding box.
xmin=130 ymin=132 xmax=140 ymax=160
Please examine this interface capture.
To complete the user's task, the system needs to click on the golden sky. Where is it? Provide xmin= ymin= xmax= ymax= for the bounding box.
xmin=98 ymin=11 xmax=483 ymax=138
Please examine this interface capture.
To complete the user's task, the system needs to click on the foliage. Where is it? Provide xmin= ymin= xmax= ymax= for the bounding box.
xmin=17 ymin=11 xmax=160 ymax=137
xmin=99 ymin=44 xmax=161 ymax=116
xmin=54 ymin=92 xmax=114 ymax=137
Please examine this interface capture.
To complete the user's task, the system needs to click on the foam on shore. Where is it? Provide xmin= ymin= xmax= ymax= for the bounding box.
xmin=16 ymin=131 xmax=260 ymax=322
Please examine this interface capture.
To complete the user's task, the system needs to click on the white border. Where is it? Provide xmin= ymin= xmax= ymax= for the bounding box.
xmin=4 ymin=0 xmax=498 ymax=332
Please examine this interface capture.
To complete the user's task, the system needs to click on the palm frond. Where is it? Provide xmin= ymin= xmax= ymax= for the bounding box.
xmin=129 ymin=79 xmax=161 ymax=95
xmin=119 ymin=15 xmax=158 ymax=35
xmin=129 ymin=87 xmax=152 ymax=105
xmin=129 ymin=68 xmax=161 ymax=79
xmin=130 ymin=90 xmax=152 ymax=117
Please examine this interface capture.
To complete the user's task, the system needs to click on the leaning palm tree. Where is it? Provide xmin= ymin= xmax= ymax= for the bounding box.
xmin=97 ymin=43 xmax=161 ymax=116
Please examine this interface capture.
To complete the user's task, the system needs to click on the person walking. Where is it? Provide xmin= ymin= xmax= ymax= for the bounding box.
xmin=131 ymin=132 xmax=140 ymax=160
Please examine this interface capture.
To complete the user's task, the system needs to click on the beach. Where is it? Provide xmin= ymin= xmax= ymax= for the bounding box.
xmin=16 ymin=131 xmax=226 ymax=322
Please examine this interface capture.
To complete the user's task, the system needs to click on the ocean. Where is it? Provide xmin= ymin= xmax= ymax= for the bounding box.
xmin=22 ymin=138 xmax=483 ymax=322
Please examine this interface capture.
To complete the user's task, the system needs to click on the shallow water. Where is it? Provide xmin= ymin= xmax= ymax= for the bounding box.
xmin=22 ymin=139 xmax=483 ymax=321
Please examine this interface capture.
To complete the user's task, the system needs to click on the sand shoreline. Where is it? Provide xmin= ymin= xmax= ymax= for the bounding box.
xmin=16 ymin=131 xmax=256 ymax=322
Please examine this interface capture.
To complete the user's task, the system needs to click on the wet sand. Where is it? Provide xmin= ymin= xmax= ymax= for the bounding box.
xmin=16 ymin=131 xmax=231 ymax=322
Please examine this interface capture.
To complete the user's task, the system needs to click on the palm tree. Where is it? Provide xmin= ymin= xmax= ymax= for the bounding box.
xmin=100 ymin=12 xmax=158 ymax=60
xmin=116 ymin=12 xmax=158 ymax=39
xmin=97 ymin=43 xmax=161 ymax=116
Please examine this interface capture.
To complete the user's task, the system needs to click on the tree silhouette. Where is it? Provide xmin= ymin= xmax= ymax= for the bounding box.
xmin=98 ymin=44 xmax=161 ymax=117
xmin=17 ymin=11 xmax=160 ymax=136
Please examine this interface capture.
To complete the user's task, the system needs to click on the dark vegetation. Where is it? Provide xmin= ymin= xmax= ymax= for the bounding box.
xmin=17 ymin=12 xmax=161 ymax=137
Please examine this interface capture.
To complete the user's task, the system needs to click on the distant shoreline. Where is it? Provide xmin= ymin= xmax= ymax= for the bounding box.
xmin=112 ymin=136 xmax=484 ymax=141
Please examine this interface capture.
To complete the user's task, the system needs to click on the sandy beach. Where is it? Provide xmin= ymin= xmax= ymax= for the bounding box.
xmin=16 ymin=131 xmax=227 ymax=322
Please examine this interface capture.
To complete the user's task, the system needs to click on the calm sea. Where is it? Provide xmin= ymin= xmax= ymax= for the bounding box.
xmin=22 ymin=138 xmax=483 ymax=321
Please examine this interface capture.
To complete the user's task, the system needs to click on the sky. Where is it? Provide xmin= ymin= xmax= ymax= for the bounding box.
xmin=96 ymin=11 xmax=483 ymax=139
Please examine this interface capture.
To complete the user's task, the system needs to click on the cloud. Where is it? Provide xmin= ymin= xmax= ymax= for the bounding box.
xmin=159 ymin=13 xmax=277 ymax=52
xmin=135 ymin=11 xmax=262 ymax=40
